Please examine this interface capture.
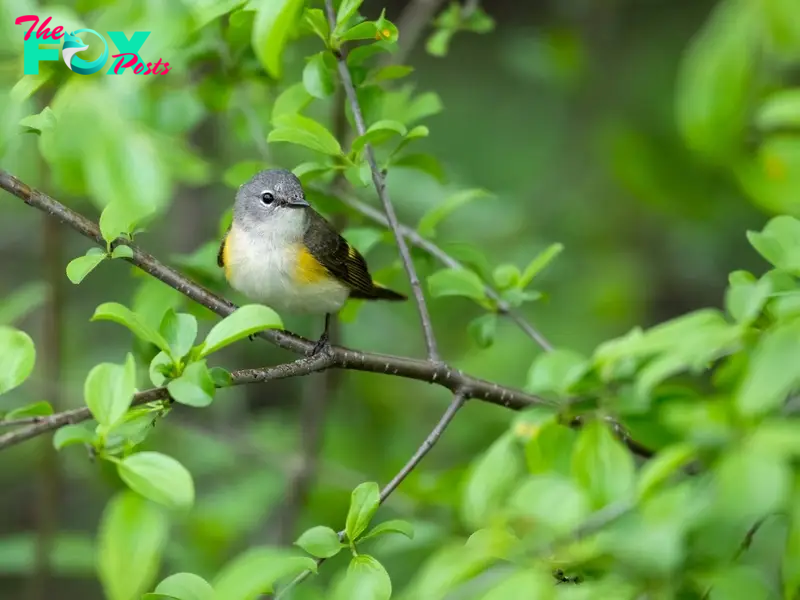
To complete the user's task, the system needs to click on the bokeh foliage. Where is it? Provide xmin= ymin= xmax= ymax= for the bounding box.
xmin=3 ymin=0 xmax=800 ymax=598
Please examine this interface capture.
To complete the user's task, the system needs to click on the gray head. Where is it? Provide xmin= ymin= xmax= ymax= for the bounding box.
xmin=233 ymin=169 xmax=310 ymax=231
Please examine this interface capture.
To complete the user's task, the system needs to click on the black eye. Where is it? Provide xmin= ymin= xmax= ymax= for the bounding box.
xmin=260 ymin=191 xmax=274 ymax=205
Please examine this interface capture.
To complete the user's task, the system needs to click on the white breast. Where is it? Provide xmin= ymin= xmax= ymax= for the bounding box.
xmin=225 ymin=216 xmax=350 ymax=315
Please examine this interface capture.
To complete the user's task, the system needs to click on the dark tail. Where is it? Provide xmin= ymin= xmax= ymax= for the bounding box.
xmin=351 ymin=283 xmax=407 ymax=301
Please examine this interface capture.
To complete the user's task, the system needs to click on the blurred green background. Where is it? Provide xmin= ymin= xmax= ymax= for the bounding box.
xmin=0 ymin=0 xmax=792 ymax=597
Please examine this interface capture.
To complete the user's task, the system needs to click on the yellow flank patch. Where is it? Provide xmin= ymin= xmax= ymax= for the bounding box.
xmin=221 ymin=230 xmax=232 ymax=280
xmin=347 ymin=244 xmax=359 ymax=259
xmin=295 ymin=244 xmax=330 ymax=284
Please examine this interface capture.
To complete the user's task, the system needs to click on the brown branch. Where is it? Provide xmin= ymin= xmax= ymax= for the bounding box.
xmin=274 ymin=390 xmax=468 ymax=598
xmin=0 ymin=168 xmax=545 ymax=412
xmin=0 ymin=355 xmax=335 ymax=453
xmin=325 ymin=0 xmax=440 ymax=362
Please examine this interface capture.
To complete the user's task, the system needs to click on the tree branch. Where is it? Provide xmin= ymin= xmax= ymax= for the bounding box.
xmin=324 ymin=0 xmax=440 ymax=362
xmin=0 ymin=168 xmax=545 ymax=410
xmin=391 ymin=0 xmax=448 ymax=66
xmin=274 ymin=389 xmax=468 ymax=598
xmin=0 ymin=355 xmax=335 ymax=453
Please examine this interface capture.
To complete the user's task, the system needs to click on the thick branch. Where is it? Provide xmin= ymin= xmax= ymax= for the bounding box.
xmin=0 ymin=168 xmax=545 ymax=411
xmin=325 ymin=0 xmax=440 ymax=362
xmin=0 ymin=355 xmax=335 ymax=452
xmin=275 ymin=390 xmax=468 ymax=598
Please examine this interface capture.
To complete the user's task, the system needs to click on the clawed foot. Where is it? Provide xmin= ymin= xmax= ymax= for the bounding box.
xmin=248 ymin=333 xmax=257 ymax=342
xmin=311 ymin=331 xmax=330 ymax=356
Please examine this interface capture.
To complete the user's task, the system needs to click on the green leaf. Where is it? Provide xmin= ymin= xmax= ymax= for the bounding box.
xmin=360 ymin=519 xmax=414 ymax=542
xmin=0 ymin=282 xmax=48 ymax=326
xmin=303 ymin=8 xmax=330 ymax=43
xmin=4 ymin=401 xmax=53 ymax=420
xmin=374 ymin=10 xmax=399 ymax=42
xmin=97 ymin=492 xmax=168 ymax=600
xmin=756 ymin=89 xmax=800 ymax=130
xmin=675 ymin=0 xmax=759 ymax=161
xmin=736 ymin=319 xmax=800 ymax=416
xmin=117 ymin=451 xmax=195 ymax=510
xmin=92 ymin=303 xmax=172 ymax=358
xmin=223 ymin=161 xmax=267 ymax=189
xmin=302 ymin=52 xmax=335 ymax=99
xmin=0 ymin=326 xmax=35 ymax=395
xmin=468 ymin=313 xmax=497 ymax=349
xmin=167 ymin=361 xmax=215 ymax=408
xmin=268 ymin=113 xmax=343 ymax=156
xmin=492 ymin=265 xmax=520 ymax=290
xmin=199 ymin=305 xmax=283 ymax=357
xmin=84 ymin=354 xmax=137 ymax=428
xmin=762 ymin=0 xmax=800 ymax=55
xmin=571 ymin=419 xmax=636 ymax=508
xmin=400 ymin=541 xmax=498 ymax=600
xmin=426 ymin=28 xmax=455 ymax=57
xmin=342 ymin=227 xmax=383 ymax=256
xmin=160 ymin=310 xmax=198 ymax=360
xmin=336 ymin=0 xmax=363 ymax=29
xmin=295 ymin=525 xmax=342 ymax=559
xmin=99 ymin=200 xmax=144 ymax=245
xmin=339 ymin=21 xmax=378 ymax=42
xmin=345 ymin=481 xmax=380 ymax=541
xmin=154 ymin=572 xmax=214 ymax=600
xmin=149 ymin=352 xmax=173 ymax=387
xmin=212 ymin=547 xmax=317 ymax=598
xmin=111 ymin=245 xmax=133 ymax=259
xmin=333 ymin=555 xmax=391 ymax=600
xmin=526 ymin=349 xmax=587 ymax=396
xmin=365 ymin=65 xmax=414 ymax=85
xmin=747 ymin=216 xmax=800 ymax=275
xmin=391 ymin=153 xmax=445 ymax=182
xmin=53 ymin=424 xmax=95 ymax=450
xmin=783 ymin=476 xmax=800 ymax=597
xmin=208 ymin=367 xmax=233 ymax=388
xmin=519 ymin=243 xmax=564 ymax=288
xmin=350 ymin=120 xmax=407 ymax=156
xmin=714 ymin=446 xmax=791 ymax=521
xmin=725 ymin=275 xmax=771 ymax=324
xmin=66 ymin=251 xmax=106 ymax=284
xmin=417 ymin=189 xmax=489 ymax=239
xmin=508 ymin=473 xmax=590 ymax=535
xmin=461 ymin=434 xmax=525 ymax=529
xmin=344 ymin=161 xmax=372 ymax=187
xmin=428 ymin=268 xmax=488 ymax=305
xmin=19 ymin=106 xmax=57 ymax=134
xmin=346 ymin=41 xmax=397 ymax=67
xmin=271 ymin=83 xmax=313 ymax=122
xmin=636 ymin=443 xmax=695 ymax=501
xmin=292 ymin=161 xmax=333 ymax=184
xmin=251 ymin=0 xmax=304 ymax=79
xmin=476 ymin=568 xmax=552 ymax=600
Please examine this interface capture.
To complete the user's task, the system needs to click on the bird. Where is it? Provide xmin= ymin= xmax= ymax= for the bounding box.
xmin=217 ymin=169 xmax=407 ymax=353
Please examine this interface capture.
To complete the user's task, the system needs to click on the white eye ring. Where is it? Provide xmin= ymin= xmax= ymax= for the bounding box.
xmin=260 ymin=191 xmax=275 ymax=205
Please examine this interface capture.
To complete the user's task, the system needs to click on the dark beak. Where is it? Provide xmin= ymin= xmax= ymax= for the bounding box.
xmin=285 ymin=197 xmax=309 ymax=208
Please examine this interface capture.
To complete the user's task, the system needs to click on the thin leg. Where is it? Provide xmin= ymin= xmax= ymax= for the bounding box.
xmin=311 ymin=313 xmax=332 ymax=355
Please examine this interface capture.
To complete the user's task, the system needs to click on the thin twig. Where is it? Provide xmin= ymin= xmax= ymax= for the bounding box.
xmin=275 ymin=390 xmax=468 ymax=598
xmin=324 ymin=0 xmax=440 ymax=362
xmin=336 ymin=193 xmax=554 ymax=351
xmin=0 ymin=169 xmax=545 ymax=413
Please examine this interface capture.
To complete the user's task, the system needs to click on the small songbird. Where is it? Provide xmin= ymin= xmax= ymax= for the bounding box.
xmin=217 ymin=169 xmax=407 ymax=352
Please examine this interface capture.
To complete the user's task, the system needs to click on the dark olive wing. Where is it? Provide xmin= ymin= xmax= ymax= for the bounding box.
xmin=303 ymin=209 xmax=375 ymax=295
